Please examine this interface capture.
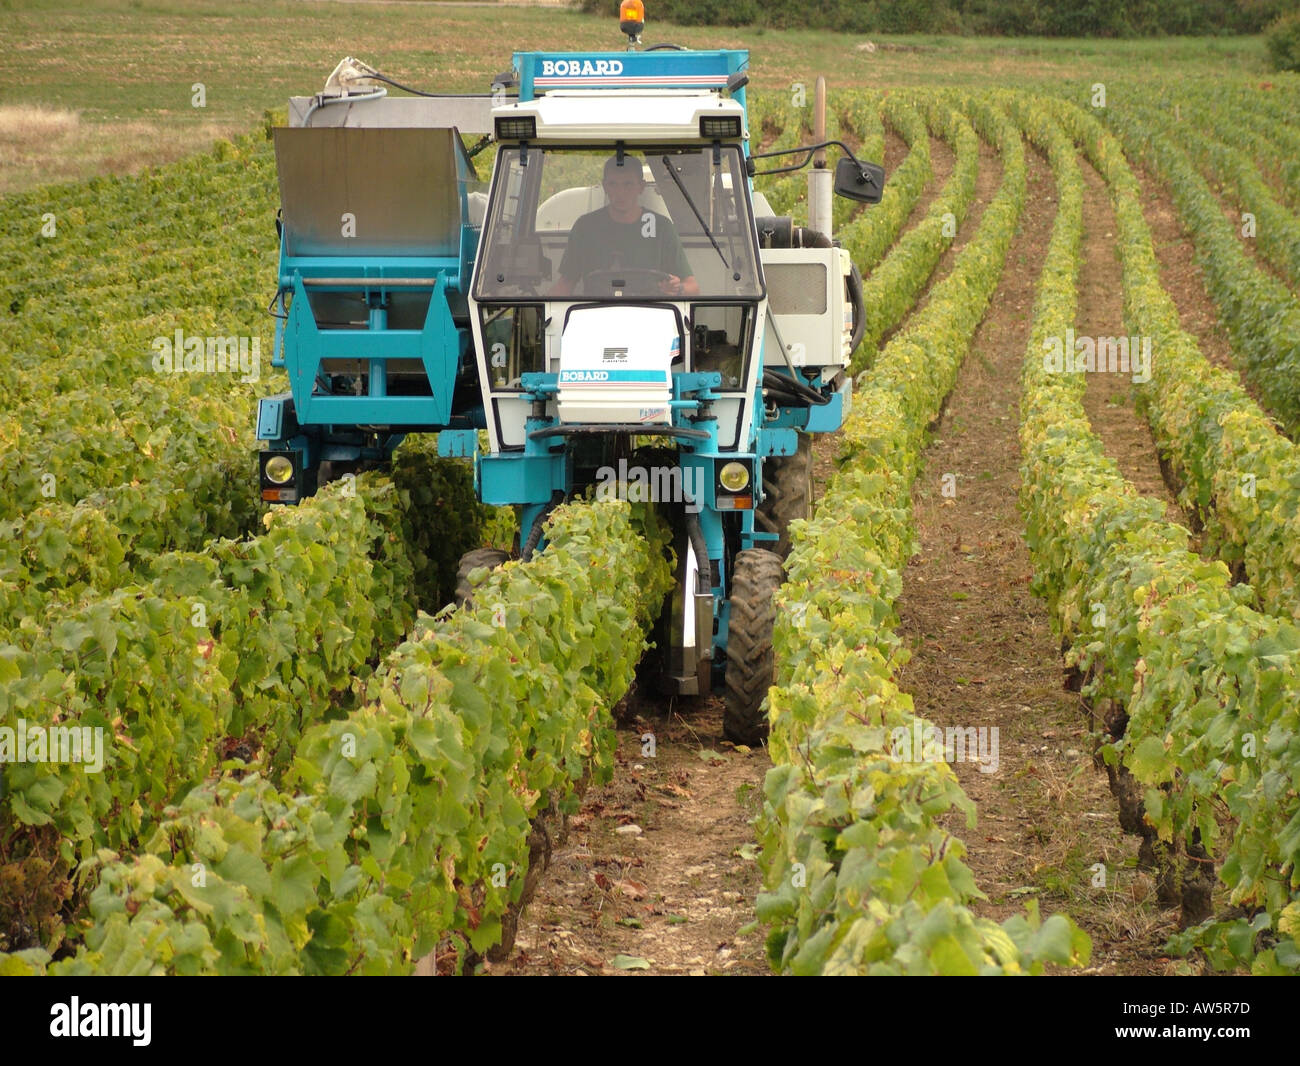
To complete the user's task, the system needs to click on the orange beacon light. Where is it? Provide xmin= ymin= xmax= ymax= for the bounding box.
xmin=620 ymin=0 xmax=645 ymax=43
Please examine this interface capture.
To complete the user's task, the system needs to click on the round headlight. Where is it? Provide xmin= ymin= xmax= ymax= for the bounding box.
xmin=719 ymin=461 xmax=750 ymax=492
xmin=265 ymin=454 xmax=295 ymax=485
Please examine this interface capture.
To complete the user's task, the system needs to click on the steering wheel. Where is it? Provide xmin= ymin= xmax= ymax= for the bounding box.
xmin=579 ymin=268 xmax=674 ymax=296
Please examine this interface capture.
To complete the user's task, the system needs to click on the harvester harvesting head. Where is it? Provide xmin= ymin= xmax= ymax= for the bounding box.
xmin=258 ymin=2 xmax=884 ymax=743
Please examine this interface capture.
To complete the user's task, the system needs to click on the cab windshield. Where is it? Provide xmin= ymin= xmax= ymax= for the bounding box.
xmin=473 ymin=145 xmax=763 ymax=301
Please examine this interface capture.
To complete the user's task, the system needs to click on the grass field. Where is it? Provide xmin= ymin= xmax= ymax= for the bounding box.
xmin=0 ymin=0 xmax=1275 ymax=194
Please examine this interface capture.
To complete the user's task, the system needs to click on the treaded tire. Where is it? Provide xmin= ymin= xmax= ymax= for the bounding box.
xmin=754 ymin=432 xmax=812 ymax=560
xmin=454 ymin=548 xmax=510 ymax=606
xmin=723 ymin=548 xmax=785 ymax=746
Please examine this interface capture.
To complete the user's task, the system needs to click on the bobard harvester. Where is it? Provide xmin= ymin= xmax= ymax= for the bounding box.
xmin=258 ymin=1 xmax=885 ymax=743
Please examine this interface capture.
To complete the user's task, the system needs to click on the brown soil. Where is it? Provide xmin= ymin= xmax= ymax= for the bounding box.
xmin=1077 ymin=163 xmax=1191 ymax=531
xmin=882 ymin=125 xmax=909 ymax=174
xmin=908 ymin=125 xmax=957 ymax=228
xmin=489 ymin=692 xmax=771 ymax=975
xmin=1129 ymin=165 xmax=1246 ymax=383
xmin=914 ymin=138 xmax=997 ymax=313
xmin=875 ymin=129 xmax=980 ymax=355
xmin=893 ymin=145 xmax=1179 ymax=975
xmin=1129 ymin=160 xmax=1286 ymax=449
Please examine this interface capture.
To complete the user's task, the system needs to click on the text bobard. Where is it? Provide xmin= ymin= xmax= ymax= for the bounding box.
xmin=1042 ymin=328 xmax=1151 ymax=384
xmin=0 ymin=719 xmax=104 ymax=774
xmin=890 ymin=720 xmax=1000 ymax=774
xmin=50 ymin=998 xmax=150 ymax=1046
xmin=152 ymin=328 xmax=260 ymax=383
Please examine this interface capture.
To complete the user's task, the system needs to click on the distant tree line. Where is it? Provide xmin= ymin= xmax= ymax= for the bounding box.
xmin=584 ymin=0 xmax=1296 ymax=36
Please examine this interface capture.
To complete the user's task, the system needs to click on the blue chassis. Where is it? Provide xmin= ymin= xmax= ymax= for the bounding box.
xmin=259 ymin=46 xmax=846 ymax=671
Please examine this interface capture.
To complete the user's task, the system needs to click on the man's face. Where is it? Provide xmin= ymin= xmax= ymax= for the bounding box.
xmin=603 ymin=166 xmax=644 ymax=216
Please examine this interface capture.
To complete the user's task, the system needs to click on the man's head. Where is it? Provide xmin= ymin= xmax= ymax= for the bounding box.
xmin=602 ymin=156 xmax=645 ymax=219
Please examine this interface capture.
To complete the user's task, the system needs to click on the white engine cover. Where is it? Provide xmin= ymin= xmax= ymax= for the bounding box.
xmin=759 ymin=246 xmax=854 ymax=369
xmin=557 ymin=305 xmax=678 ymax=425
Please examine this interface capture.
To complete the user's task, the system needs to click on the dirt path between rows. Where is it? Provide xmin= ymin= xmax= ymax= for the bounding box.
xmin=882 ymin=126 xmax=909 ymax=175
xmin=920 ymin=138 xmax=996 ymax=305
xmin=1077 ymin=162 xmax=1192 ymax=532
xmin=899 ymin=124 xmax=956 ymax=237
xmin=490 ymin=689 xmax=770 ymax=975
xmin=1129 ymin=163 xmax=1264 ymax=419
xmin=893 ymin=145 xmax=1177 ymax=975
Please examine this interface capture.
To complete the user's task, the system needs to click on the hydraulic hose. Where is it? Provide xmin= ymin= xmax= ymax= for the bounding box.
xmin=763 ymin=369 xmax=830 ymax=408
xmin=520 ymin=490 xmax=566 ymax=562
xmin=684 ymin=509 xmax=712 ymax=594
xmin=791 ymin=226 xmax=832 ymax=248
xmin=301 ymin=87 xmax=387 ymax=126
xmin=847 ymin=260 xmax=865 ymax=353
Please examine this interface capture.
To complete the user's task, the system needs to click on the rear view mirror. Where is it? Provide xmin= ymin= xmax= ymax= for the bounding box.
xmin=834 ymin=156 xmax=885 ymax=204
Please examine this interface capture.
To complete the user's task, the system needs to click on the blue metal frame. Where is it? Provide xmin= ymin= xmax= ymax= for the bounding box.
xmin=262 ymin=129 xmax=483 ymax=454
xmin=262 ymin=41 xmax=856 ymax=684
xmin=282 ymin=273 xmax=464 ymax=425
xmin=512 ymin=49 xmax=749 ymax=112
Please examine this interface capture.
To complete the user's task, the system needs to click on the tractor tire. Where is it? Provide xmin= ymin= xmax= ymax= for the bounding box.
xmin=755 ymin=431 xmax=812 ymax=560
xmin=454 ymin=548 xmax=510 ymax=607
xmin=723 ymin=548 xmax=785 ymax=746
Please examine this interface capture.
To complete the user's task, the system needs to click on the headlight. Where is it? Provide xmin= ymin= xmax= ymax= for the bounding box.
xmin=699 ymin=115 xmax=743 ymax=140
xmin=265 ymin=454 xmax=295 ymax=484
xmin=719 ymin=461 xmax=750 ymax=492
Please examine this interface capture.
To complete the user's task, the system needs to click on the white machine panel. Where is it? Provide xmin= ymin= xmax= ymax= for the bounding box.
xmin=557 ymin=305 xmax=678 ymax=424
xmin=759 ymin=246 xmax=853 ymax=368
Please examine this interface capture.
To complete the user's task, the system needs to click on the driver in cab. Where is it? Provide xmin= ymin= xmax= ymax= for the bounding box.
xmin=550 ymin=155 xmax=700 ymax=299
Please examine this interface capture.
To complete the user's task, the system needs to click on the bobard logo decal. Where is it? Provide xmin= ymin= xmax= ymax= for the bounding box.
xmin=559 ymin=370 xmax=609 ymax=382
xmin=539 ymin=59 xmax=625 ymax=77
xmin=50 ymin=998 xmax=151 ymax=1046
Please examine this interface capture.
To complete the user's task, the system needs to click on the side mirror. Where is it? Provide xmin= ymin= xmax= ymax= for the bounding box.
xmin=834 ymin=156 xmax=885 ymax=204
